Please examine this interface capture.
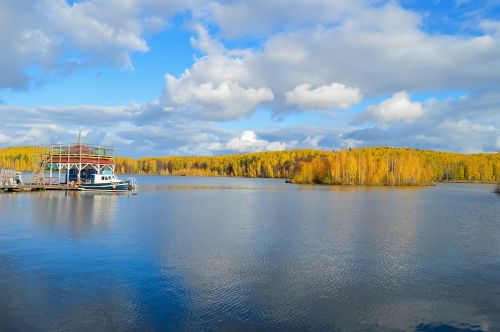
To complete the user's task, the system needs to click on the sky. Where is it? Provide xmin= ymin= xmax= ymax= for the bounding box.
xmin=0 ymin=0 xmax=499 ymax=157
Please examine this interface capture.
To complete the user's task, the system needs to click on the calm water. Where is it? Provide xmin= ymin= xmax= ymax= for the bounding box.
xmin=0 ymin=176 xmax=499 ymax=331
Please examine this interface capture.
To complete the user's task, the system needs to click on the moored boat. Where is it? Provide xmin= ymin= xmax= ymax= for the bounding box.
xmin=79 ymin=173 xmax=132 ymax=192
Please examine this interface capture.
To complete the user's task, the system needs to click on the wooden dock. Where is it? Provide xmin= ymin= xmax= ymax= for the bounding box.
xmin=0 ymin=183 xmax=79 ymax=192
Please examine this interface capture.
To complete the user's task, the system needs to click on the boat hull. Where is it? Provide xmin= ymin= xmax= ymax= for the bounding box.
xmin=79 ymin=181 xmax=130 ymax=192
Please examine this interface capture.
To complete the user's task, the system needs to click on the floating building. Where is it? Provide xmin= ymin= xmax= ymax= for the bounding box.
xmin=40 ymin=143 xmax=115 ymax=185
xmin=1 ymin=133 xmax=137 ymax=193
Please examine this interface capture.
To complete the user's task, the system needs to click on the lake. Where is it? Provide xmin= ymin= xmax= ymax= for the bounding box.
xmin=0 ymin=176 xmax=499 ymax=331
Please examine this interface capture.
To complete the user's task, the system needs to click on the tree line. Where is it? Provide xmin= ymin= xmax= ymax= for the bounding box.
xmin=115 ymin=147 xmax=500 ymax=185
xmin=0 ymin=147 xmax=38 ymax=172
xmin=1 ymin=146 xmax=499 ymax=185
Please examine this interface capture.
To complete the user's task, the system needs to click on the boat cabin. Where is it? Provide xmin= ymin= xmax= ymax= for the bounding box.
xmin=91 ymin=173 xmax=120 ymax=184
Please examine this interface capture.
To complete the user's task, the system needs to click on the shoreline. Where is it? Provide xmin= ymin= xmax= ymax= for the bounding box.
xmin=118 ymin=173 xmax=499 ymax=187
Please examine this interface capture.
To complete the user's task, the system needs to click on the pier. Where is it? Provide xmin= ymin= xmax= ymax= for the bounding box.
xmin=0 ymin=168 xmax=80 ymax=192
xmin=1 ymin=140 xmax=116 ymax=193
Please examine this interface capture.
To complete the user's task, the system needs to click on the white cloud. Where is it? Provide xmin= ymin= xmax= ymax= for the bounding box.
xmin=0 ymin=92 xmax=498 ymax=155
xmin=165 ymin=77 xmax=274 ymax=120
xmin=45 ymin=0 xmax=149 ymax=69
xmin=264 ymin=36 xmax=308 ymax=63
xmin=3 ymin=0 xmax=500 ymax=97
xmin=479 ymin=19 xmax=500 ymax=36
xmin=361 ymin=91 xmax=424 ymax=124
xmin=344 ymin=90 xmax=500 ymax=153
xmin=285 ymin=83 xmax=362 ymax=110
xmin=340 ymin=138 xmax=363 ymax=150
xmin=495 ymin=136 xmax=500 ymax=150
xmin=156 ymin=1 xmax=500 ymax=122
xmin=439 ymin=119 xmax=495 ymax=134
xmin=0 ymin=133 xmax=10 ymax=144
xmin=304 ymin=135 xmax=325 ymax=148
xmin=209 ymin=130 xmax=288 ymax=153
xmin=18 ymin=29 xmax=56 ymax=60
xmin=436 ymin=119 xmax=498 ymax=152
xmin=160 ymin=26 xmax=276 ymax=120
xmin=0 ymin=0 xmax=198 ymax=89
xmin=202 ymin=1 xmax=500 ymax=97
xmin=189 ymin=24 xmax=225 ymax=55
xmin=204 ymin=0 xmax=360 ymax=38
xmin=2 ymin=0 xmax=500 ymax=155
xmin=0 ymin=104 xmax=141 ymax=125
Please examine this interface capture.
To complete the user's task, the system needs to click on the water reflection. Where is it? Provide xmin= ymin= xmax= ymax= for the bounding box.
xmin=416 ymin=322 xmax=484 ymax=331
xmin=0 ymin=179 xmax=499 ymax=330
xmin=139 ymin=183 xmax=427 ymax=192
xmin=374 ymin=299 xmax=490 ymax=331
xmin=31 ymin=191 xmax=120 ymax=235
xmin=150 ymin=183 xmax=500 ymax=330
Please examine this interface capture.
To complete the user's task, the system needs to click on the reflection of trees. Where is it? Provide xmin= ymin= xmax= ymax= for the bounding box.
xmin=32 ymin=191 xmax=119 ymax=236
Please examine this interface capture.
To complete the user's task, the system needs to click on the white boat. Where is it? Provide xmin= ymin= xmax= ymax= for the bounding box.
xmin=79 ymin=173 xmax=133 ymax=192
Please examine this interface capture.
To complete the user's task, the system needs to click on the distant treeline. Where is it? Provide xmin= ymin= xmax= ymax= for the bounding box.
xmin=115 ymin=148 xmax=500 ymax=185
xmin=0 ymin=147 xmax=37 ymax=172
xmin=1 ymin=146 xmax=499 ymax=185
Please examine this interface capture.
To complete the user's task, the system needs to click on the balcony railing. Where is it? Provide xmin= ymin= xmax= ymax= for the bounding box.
xmin=45 ymin=144 xmax=115 ymax=158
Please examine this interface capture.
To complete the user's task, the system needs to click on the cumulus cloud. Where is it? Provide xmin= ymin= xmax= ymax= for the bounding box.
xmin=0 ymin=0 xmax=197 ymax=89
xmin=4 ymin=0 xmax=500 ymax=97
xmin=1 ymin=0 xmax=500 ymax=155
xmin=436 ymin=119 xmax=499 ymax=152
xmin=358 ymin=91 xmax=424 ymax=124
xmin=208 ymin=130 xmax=289 ymax=153
xmin=304 ymin=135 xmax=325 ymax=148
xmin=1 ymin=92 xmax=497 ymax=155
xmin=439 ymin=119 xmax=496 ymax=137
xmin=165 ymin=77 xmax=274 ymax=120
xmin=206 ymin=1 xmax=500 ymax=96
xmin=204 ymin=0 xmax=358 ymax=38
xmin=44 ymin=0 xmax=151 ymax=69
xmin=0 ymin=133 xmax=10 ymax=144
xmin=479 ymin=19 xmax=500 ymax=36
xmin=343 ymin=91 xmax=500 ymax=153
xmin=189 ymin=23 xmax=225 ymax=55
xmin=285 ymin=83 xmax=362 ymax=110
xmin=156 ymin=0 xmax=500 ymax=123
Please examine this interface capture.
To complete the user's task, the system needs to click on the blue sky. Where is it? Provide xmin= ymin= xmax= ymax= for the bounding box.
xmin=0 ymin=0 xmax=499 ymax=156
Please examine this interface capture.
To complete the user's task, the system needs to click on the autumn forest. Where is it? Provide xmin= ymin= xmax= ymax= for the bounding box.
xmin=1 ymin=146 xmax=499 ymax=186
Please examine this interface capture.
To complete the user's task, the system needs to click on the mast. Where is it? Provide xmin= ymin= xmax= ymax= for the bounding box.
xmin=78 ymin=130 xmax=82 ymax=183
